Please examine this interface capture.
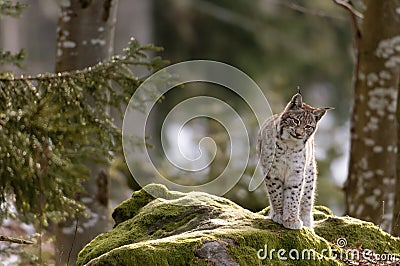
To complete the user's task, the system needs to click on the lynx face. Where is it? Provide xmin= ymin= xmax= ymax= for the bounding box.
xmin=278 ymin=93 xmax=329 ymax=142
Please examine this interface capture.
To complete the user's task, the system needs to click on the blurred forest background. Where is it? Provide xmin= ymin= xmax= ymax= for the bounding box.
xmin=0 ymin=0 xmax=360 ymax=265
xmin=1 ymin=0 xmax=352 ymax=208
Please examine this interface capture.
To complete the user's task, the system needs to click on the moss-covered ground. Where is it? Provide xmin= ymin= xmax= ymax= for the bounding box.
xmin=77 ymin=184 xmax=400 ymax=266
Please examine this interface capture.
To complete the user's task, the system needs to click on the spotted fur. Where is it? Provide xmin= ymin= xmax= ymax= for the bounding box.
xmin=257 ymin=92 xmax=331 ymax=230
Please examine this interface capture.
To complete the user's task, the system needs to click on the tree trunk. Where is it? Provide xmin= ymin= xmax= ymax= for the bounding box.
xmin=346 ymin=0 xmax=400 ymax=232
xmin=54 ymin=1 xmax=118 ymax=264
xmin=392 ymin=82 xmax=400 ymax=236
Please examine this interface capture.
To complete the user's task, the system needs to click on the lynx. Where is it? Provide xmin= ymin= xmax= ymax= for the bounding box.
xmin=257 ymin=91 xmax=331 ymax=230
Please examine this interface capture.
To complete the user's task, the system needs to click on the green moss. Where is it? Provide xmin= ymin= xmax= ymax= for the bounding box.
xmin=315 ymin=216 xmax=400 ymax=256
xmin=78 ymin=201 xmax=201 ymax=265
xmin=111 ymin=188 xmax=154 ymax=226
xmin=314 ymin=206 xmax=334 ymax=216
xmin=78 ymin=184 xmax=400 ymax=266
xmin=84 ymin=238 xmax=206 ymax=266
xmin=111 ymin=183 xmax=185 ymax=226
xmin=257 ymin=205 xmax=270 ymax=216
xmin=222 ymin=228 xmax=341 ymax=266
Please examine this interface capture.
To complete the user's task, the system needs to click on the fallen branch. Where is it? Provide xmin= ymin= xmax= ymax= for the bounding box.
xmin=0 ymin=235 xmax=34 ymax=245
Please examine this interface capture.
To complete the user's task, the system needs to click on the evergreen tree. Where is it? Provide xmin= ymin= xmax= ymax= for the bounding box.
xmin=0 ymin=7 xmax=165 ymax=229
xmin=0 ymin=0 xmax=26 ymax=70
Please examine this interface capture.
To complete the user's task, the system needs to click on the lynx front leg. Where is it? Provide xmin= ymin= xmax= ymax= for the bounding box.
xmin=300 ymin=165 xmax=316 ymax=229
xmin=265 ymin=176 xmax=284 ymax=225
xmin=282 ymin=170 xmax=304 ymax=230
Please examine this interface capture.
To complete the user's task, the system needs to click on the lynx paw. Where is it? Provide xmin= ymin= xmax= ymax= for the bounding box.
xmin=301 ymin=215 xmax=314 ymax=229
xmin=283 ymin=218 xmax=303 ymax=230
xmin=269 ymin=214 xmax=282 ymax=225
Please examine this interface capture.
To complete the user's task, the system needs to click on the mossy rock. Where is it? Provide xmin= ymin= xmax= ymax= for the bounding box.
xmin=77 ymin=184 xmax=400 ymax=266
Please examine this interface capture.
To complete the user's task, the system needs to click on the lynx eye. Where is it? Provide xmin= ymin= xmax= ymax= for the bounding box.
xmin=305 ymin=125 xmax=314 ymax=131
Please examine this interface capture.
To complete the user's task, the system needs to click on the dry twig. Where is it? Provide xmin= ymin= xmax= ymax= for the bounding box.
xmin=0 ymin=235 xmax=34 ymax=245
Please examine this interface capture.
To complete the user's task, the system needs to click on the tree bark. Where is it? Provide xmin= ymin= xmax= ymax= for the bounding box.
xmin=55 ymin=0 xmax=118 ymax=71
xmin=54 ymin=0 xmax=118 ymax=264
xmin=392 ymin=82 xmax=400 ymax=236
xmin=346 ymin=0 xmax=400 ymax=232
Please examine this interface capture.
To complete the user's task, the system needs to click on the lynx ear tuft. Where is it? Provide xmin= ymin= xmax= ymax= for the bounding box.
xmin=313 ymin=107 xmax=333 ymax=121
xmin=285 ymin=92 xmax=303 ymax=111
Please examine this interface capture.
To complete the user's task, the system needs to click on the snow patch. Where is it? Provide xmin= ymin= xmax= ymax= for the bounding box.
xmin=81 ymin=197 xmax=93 ymax=204
xmin=372 ymin=146 xmax=383 ymax=153
xmin=358 ymin=157 xmax=368 ymax=170
xmin=367 ymin=87 xmax=397 ymax=116
xmin=90 ymin=38 xmax=106 ymax=46
xmin=382 ymin=177 xmax=393 ymax=185
xmin=364 ymin=195 xmax=377 ymax=207
xmin=373 ymin=188 xmax=381 ymax=196
xmin=376 ymin=35 xmax=400 ymax=68
xmin=357 ymin=186 xmax=365 ymax=197
xmin=385 ymin=55 xmax=400 ymax=68
xmin=366 ymin=73 xmax=378 ymax=87
xmin=376 ymin=35 xmax=400 ymax=58
xmin=57 ymin=48 xmax=63 ymax=57
xmin=363 ymin=171 xmax=374 ymax=179
xmin=63 ymin=40 xmax=76 ymax=48
xmin=364 ymin=138 xmax=375 ymax=146
xmin=62 ymin=15 xmax=71 ymax=22
xmin=379 ymin=70 xmax=392 ymax=80
xmin=364 ymin=116 xmax=378 ymax=132
xmin=375 ymin=169 xmax=384 ymax=175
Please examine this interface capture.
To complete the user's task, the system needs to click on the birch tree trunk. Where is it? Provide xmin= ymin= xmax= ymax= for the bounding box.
xmin=54 ymin=1 xmax=118 ymax=264
xmin=345 ymin=0 xmax=400 ymax=232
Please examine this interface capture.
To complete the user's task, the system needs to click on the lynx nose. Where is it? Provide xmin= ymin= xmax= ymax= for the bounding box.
xmin=295 ymin=128 xmax=305 ymax=137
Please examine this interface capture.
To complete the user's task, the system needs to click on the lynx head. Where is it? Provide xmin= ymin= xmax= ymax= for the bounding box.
xmin=278 ymin=92 xmax=332 ymax=142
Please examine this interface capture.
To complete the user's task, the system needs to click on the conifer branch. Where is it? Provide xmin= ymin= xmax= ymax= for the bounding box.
xmin=0 ymin=0 xmax=28 ymax=18
xmin=0 ymin=38 xmax=168 ymax=224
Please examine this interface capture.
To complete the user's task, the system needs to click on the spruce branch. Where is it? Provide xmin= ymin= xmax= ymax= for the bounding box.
xmin=0 ymin=38 xmax=168 ymax=224
xmin=0 ymin=50 xmax=26 ymax=68
xmin=0 ymin=0 xmax=28 ymax=17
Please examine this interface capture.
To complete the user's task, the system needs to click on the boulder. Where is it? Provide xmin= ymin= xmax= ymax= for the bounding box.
xmin=77 ymin=184 xmax=400 ymax=266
